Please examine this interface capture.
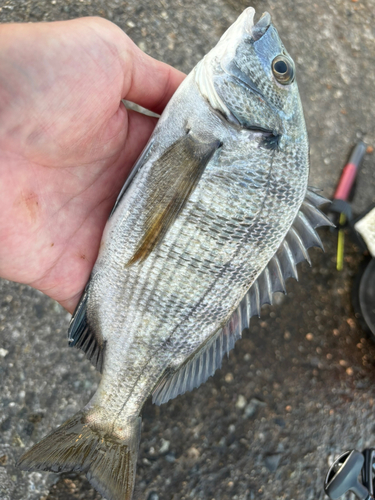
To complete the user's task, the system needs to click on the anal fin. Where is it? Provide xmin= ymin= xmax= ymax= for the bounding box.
xmin=68 ymin=287 xmax=105 ymax=373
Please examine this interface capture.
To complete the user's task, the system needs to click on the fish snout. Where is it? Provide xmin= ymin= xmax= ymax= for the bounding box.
xmin=252 ymin=12 xmax=272 ymax=41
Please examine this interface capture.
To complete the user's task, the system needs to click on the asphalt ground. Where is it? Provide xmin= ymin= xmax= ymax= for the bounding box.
xmin=0 ymin=1 xmax=375 ymax=499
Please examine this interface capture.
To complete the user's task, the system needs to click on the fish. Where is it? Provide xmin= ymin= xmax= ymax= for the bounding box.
xmin=17 ymin=7 xmax=332 ymax=500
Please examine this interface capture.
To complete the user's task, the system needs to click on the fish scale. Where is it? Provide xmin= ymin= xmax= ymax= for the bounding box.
xmin=17 ymin=8 xmax=333 ymax=500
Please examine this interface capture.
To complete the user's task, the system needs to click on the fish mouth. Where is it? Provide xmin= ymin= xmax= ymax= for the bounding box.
xmin=251 ymin=12 xmax=272 ymax=41
xmin=226 ymin=8 xmax=271 ymax=42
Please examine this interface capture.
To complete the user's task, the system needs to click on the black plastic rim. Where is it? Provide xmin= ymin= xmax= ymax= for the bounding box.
xmin=359 ymin=259 xmax=375 ymax=336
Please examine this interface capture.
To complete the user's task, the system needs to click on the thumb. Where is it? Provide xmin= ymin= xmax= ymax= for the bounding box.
xmin=119 ymin=35 xmax=186 ymax=115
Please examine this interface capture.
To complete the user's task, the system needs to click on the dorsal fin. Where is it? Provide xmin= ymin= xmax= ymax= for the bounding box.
xmin=246 ymin=187 xmax=333 ymax=315
xmin=152 ymin=310 xmax=242 ymax=405
xmin=68 ymin=287 xmax=105 ymax=373
xmin=152 ymin=188 xmax=332 ymax=405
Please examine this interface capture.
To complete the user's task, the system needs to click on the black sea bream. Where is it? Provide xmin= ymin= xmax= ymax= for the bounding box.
xmin=18 ymin=8 xmax=332 ymax=500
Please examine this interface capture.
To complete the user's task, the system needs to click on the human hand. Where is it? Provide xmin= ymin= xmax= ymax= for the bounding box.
xmin=0 ymin=17 xmax=185 ymax=313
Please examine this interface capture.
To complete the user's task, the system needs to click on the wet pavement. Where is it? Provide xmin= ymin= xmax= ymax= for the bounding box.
xmin=1 ymin=0 xmax=375 ymax=499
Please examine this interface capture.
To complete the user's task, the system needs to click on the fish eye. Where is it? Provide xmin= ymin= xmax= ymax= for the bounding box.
xmin=272 ymin=55 xmax=295 ymax=85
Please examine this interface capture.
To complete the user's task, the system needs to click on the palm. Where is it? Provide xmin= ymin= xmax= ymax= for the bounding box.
xmin=0 ymin=18 xmax=184 ymax=312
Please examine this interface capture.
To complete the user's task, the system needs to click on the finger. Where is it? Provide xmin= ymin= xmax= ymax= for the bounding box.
xmin=121 ymin=37 xmax=186 ymax=115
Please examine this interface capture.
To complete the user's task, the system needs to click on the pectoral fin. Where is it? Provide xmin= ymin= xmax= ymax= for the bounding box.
xmin=127 ymin=133 xmax=221 ymax=265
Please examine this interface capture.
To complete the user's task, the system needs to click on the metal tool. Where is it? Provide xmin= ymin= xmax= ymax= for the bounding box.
xmin=324 ymin=449 xmax=375 ymax=499
xmin=329 ymin=141 xmax=367 ymax=270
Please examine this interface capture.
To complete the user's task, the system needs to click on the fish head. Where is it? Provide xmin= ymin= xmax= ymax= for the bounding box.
xmin=195 ymin=7 xmax=306 ymax=151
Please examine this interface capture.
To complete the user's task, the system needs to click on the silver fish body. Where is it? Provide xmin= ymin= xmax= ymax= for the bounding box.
xmin=88 ymin=8 xmax=309 ymax=411
xmin=18 ymin=8 xmax=330 ymax=500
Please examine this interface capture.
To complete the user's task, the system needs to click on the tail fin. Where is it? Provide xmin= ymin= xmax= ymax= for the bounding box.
xmin=17 ymin=410 xmax=142 ymax=500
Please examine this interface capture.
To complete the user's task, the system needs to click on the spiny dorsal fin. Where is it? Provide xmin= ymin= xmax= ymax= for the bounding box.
xmin=68 ymin=288 xmax=105 ymax=373
xmin=152 ymin=188 xmax=332 ymax=405
xmin=244 ymin=187 xmax=333 ymax=318
xmin=127 ymin=133 xmax=221 ymax=265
